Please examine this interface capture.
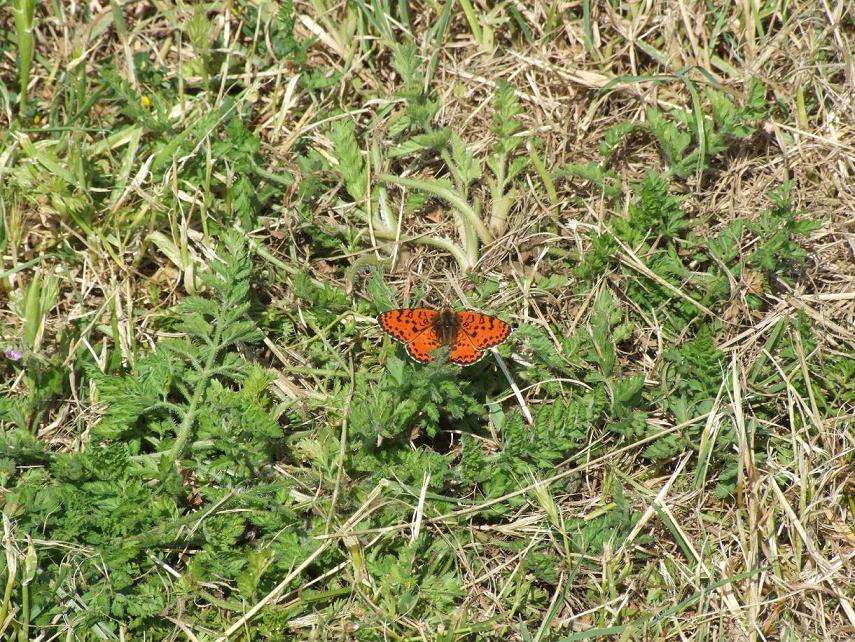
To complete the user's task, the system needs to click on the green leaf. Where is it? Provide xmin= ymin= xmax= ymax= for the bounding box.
xmin=329 ymin=118 xmax=367 ymax=202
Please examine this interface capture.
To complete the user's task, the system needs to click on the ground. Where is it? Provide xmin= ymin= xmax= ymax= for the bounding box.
xmin=0 ymin=1 xmax=853 ymax=640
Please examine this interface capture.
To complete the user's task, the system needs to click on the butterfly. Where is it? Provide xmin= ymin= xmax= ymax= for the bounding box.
xmin=377 ymin=308 xmax=512 ymax=366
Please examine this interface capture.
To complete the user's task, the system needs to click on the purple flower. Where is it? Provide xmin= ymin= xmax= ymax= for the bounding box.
xmin=4 ymin=350 xmax=23 ymax=361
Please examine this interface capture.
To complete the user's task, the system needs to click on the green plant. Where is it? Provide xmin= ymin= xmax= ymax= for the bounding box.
xmin=0 ymin=234 xmax=315 ymax=638
xmin=613 ymin=171 xmax=688 ymax=245
xmin=487 ymin=80 xmax=529 ymax=235
xmin=747 ymin=182 xmax=820 ymax=282
xmin=646 ymin=80 xmax=768 ymax=178
xmin=348 ymin=353 xmax=483 ymax=487
xmin=557 ymin=159 xmax=623 ymax=200
xmin=94 ymin=233 xmax=264 ymax=460
xmin=0 ymin=272 xmax=65 ymax=433
xmin=331 ymin=62 xmax=532 ymax=270
xmin=390 ymin=40 xmax=441 ymax=134
xmin=364 ymin=537 xmax=463 ymax=628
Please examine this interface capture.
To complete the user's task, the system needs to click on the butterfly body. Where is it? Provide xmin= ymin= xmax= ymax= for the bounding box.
xmin=432 ymin=308 xmax=462 ymax=346
xmin=377 ymin=307 xmax=511 ymax=366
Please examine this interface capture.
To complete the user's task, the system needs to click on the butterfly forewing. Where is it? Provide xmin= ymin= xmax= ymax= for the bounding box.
xmin=377 ymin=308 xmax=439 ymax=344
xmin=456 ymin=311 xmax=512 ymax=349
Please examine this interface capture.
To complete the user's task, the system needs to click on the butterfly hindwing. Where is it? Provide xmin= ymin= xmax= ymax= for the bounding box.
xmin=405 ymin=326 xmax=444 ymax=364
xmin=449 ymin=333 xmax=486 ymax=366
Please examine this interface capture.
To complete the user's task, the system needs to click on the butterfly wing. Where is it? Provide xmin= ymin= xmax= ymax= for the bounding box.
xmin=377 ymin=308 xmax=440 ymax=344
xmin=449 ymin=333 xmax=485 ymax=366
xmin=378 ymin=308 xmax=447 ymax=363
xmin=449 ymin=311 xmax=512 ymax=366
xmin=456 ymin=311 xmax=512 ymax=349
xmin=404 ymin=326 xmax=444 ymax=364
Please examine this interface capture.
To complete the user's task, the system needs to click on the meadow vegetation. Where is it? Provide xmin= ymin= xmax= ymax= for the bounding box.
xmin=1 ymin=0 xmax=853 ymax=640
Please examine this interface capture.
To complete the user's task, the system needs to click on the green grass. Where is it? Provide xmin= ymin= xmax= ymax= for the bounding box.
xmin=1 ymin=1 xmax=854 ymax=640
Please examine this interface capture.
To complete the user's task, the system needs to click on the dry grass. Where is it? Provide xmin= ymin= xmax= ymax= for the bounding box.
xmin=1 ymin=0 xmax=853 ymax=640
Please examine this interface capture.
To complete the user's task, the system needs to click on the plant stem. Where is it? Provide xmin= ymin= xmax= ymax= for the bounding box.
xmin=457 ymin=0 xmax=484 ymax=45
xmin=380 ymin=174 xmax=492 ymax=245
xmin=379 ymin=173 xmax=491 ymax=268
xmin=368 ymin=220 xmax=472 ymax=270
xmin=168 ymin=315 xmax=223 ymax=462
xmin=13 ymin=0 xmax=36 ymax=117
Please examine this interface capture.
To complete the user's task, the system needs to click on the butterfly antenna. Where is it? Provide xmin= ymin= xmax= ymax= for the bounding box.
xmin=492 ymin=349 xmax=533 ymax=425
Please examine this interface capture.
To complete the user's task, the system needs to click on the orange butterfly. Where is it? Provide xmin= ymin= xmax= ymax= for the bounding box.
xmin=377 ymin=308 xmax=512 ymax=366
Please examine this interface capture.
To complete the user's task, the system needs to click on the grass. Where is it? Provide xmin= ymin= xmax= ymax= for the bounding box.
xmin=1 ymin=0 xmax=853 ymax=640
